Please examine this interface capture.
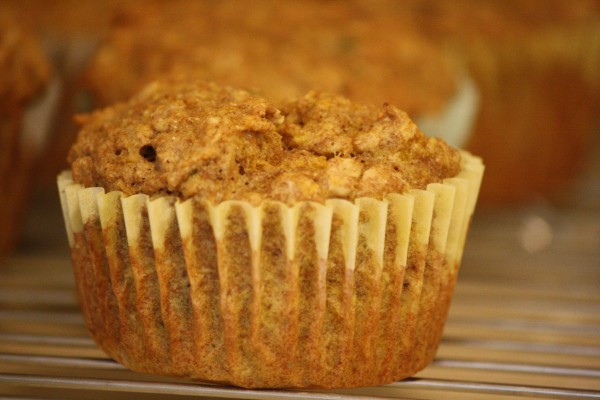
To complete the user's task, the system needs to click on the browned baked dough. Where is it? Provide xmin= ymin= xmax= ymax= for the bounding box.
xmin=60 ymin=79 xmax=484 ymax=389
xmin=68 ymin=78 xmax=460 ymax=204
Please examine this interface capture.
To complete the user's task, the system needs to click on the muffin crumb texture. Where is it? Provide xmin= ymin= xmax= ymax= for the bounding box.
xmin=68 ymin=79 xmax=461 ymax=204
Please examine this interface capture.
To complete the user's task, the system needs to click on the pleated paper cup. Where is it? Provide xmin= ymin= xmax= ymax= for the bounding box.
xmin=57 ymin=151 xmax=483 ymax=389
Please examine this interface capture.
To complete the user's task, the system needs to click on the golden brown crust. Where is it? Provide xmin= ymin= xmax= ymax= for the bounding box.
xmin=68 ymin=79 xmax=461 ymax=204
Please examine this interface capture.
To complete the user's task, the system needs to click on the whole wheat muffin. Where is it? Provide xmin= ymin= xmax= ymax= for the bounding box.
xmin=0 ymin=10 xmax=53 ymax=256
xmin=59 ymin=78 xmax=484 ymax=388
xmin=83 ymin=0 xmax=478 ymax=148
xmin=407 ymin=0 xmax=600 ymax=203
xmin=68 ymin=80 xmax=462 ymax=203
xmin=85 ymin=0 xmax=457 ymax=113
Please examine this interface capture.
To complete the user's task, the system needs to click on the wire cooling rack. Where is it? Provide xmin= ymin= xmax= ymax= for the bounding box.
xmin=1 ymin=178 xmax=599 ymax=399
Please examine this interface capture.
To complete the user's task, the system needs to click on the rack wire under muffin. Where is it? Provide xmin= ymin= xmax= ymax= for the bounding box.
xmin=1 ymin=217 xmax=599 ymax=399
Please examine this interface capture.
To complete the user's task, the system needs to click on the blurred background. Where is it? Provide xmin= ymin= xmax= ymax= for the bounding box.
xmin=1 ymin=0 xmax=599 ymax=398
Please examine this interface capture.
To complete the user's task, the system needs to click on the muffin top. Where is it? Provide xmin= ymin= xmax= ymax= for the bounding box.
xmin=68 ymin=79 xmax=461 ymax=205
xmin=84 ymin=0 xmax=458 ymax=116
xmin=0 ymin=9 xmax=51 ymax=113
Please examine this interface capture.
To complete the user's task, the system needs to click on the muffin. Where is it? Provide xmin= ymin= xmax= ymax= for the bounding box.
xmin=58 ymin=78 xmax=483 ymax=388
xmin=3 ymin=0 xmax=142 ymax=188
xmin=83 ymin=0 xmax=479 ymax=148
xmin=408 ymin=0 xmax=600 ymax=203
xmin=0 ymin=10 xmax=56 ymax=256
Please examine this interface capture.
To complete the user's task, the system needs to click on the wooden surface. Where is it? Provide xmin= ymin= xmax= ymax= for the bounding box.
xmin=0 ymin=145 xmax=598 ymax=399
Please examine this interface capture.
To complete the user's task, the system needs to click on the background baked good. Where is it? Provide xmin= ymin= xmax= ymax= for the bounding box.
xmin=405 ymin=0 xmax=600 ymax=204
xmin=82 ymin=0 xmax=477 ymax=147
xmin=8 ymin=0 xmax=476 ymax=193
xmin=85 ymin=0 xmax=460 ymax=113
xmin=0 ymin=9 xmax=54 ymax=256
xmin=2 ymin=0 xmax=141 ymax=190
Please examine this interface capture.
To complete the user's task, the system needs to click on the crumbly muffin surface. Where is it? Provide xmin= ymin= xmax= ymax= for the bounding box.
xmin=68 ymin=79 xmax=461 ymax=204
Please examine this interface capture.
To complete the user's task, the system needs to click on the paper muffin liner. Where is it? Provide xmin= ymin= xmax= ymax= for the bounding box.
xmin=57 ymin=151 xmax=483 ymax=389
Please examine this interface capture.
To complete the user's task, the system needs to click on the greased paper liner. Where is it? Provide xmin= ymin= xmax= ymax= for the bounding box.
xmin=57 ymin=151 xmax=483 ymax=389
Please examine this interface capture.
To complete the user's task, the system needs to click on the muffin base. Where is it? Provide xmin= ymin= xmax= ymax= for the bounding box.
xmin=58 ymin=151 xmax=483 ymax=388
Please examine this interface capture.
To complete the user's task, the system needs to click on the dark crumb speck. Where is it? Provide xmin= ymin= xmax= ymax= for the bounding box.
xmin=139 ymin=145 xmax=157 ymax=162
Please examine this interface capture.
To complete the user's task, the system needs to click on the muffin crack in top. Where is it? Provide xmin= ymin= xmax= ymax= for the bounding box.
xmin=68 ymin=79 xmax=461 ymax=204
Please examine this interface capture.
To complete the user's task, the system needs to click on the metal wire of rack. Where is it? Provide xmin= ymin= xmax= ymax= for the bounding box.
xmin=1 ymin=150 xmax=599 ymax=399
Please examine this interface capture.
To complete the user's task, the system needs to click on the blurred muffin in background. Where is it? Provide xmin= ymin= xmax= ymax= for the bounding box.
xmin=4 ymin=0 xmax=138 ymax=73
xmin=0 ymin=10 xmax=56 ymax=256
xmin=408 ymin=0 xmax=600 ymax=204
xmin=2 ymin=0 xmax=140 ymax=188
xmin=83 ymin=0 xmax=479 ymax=148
